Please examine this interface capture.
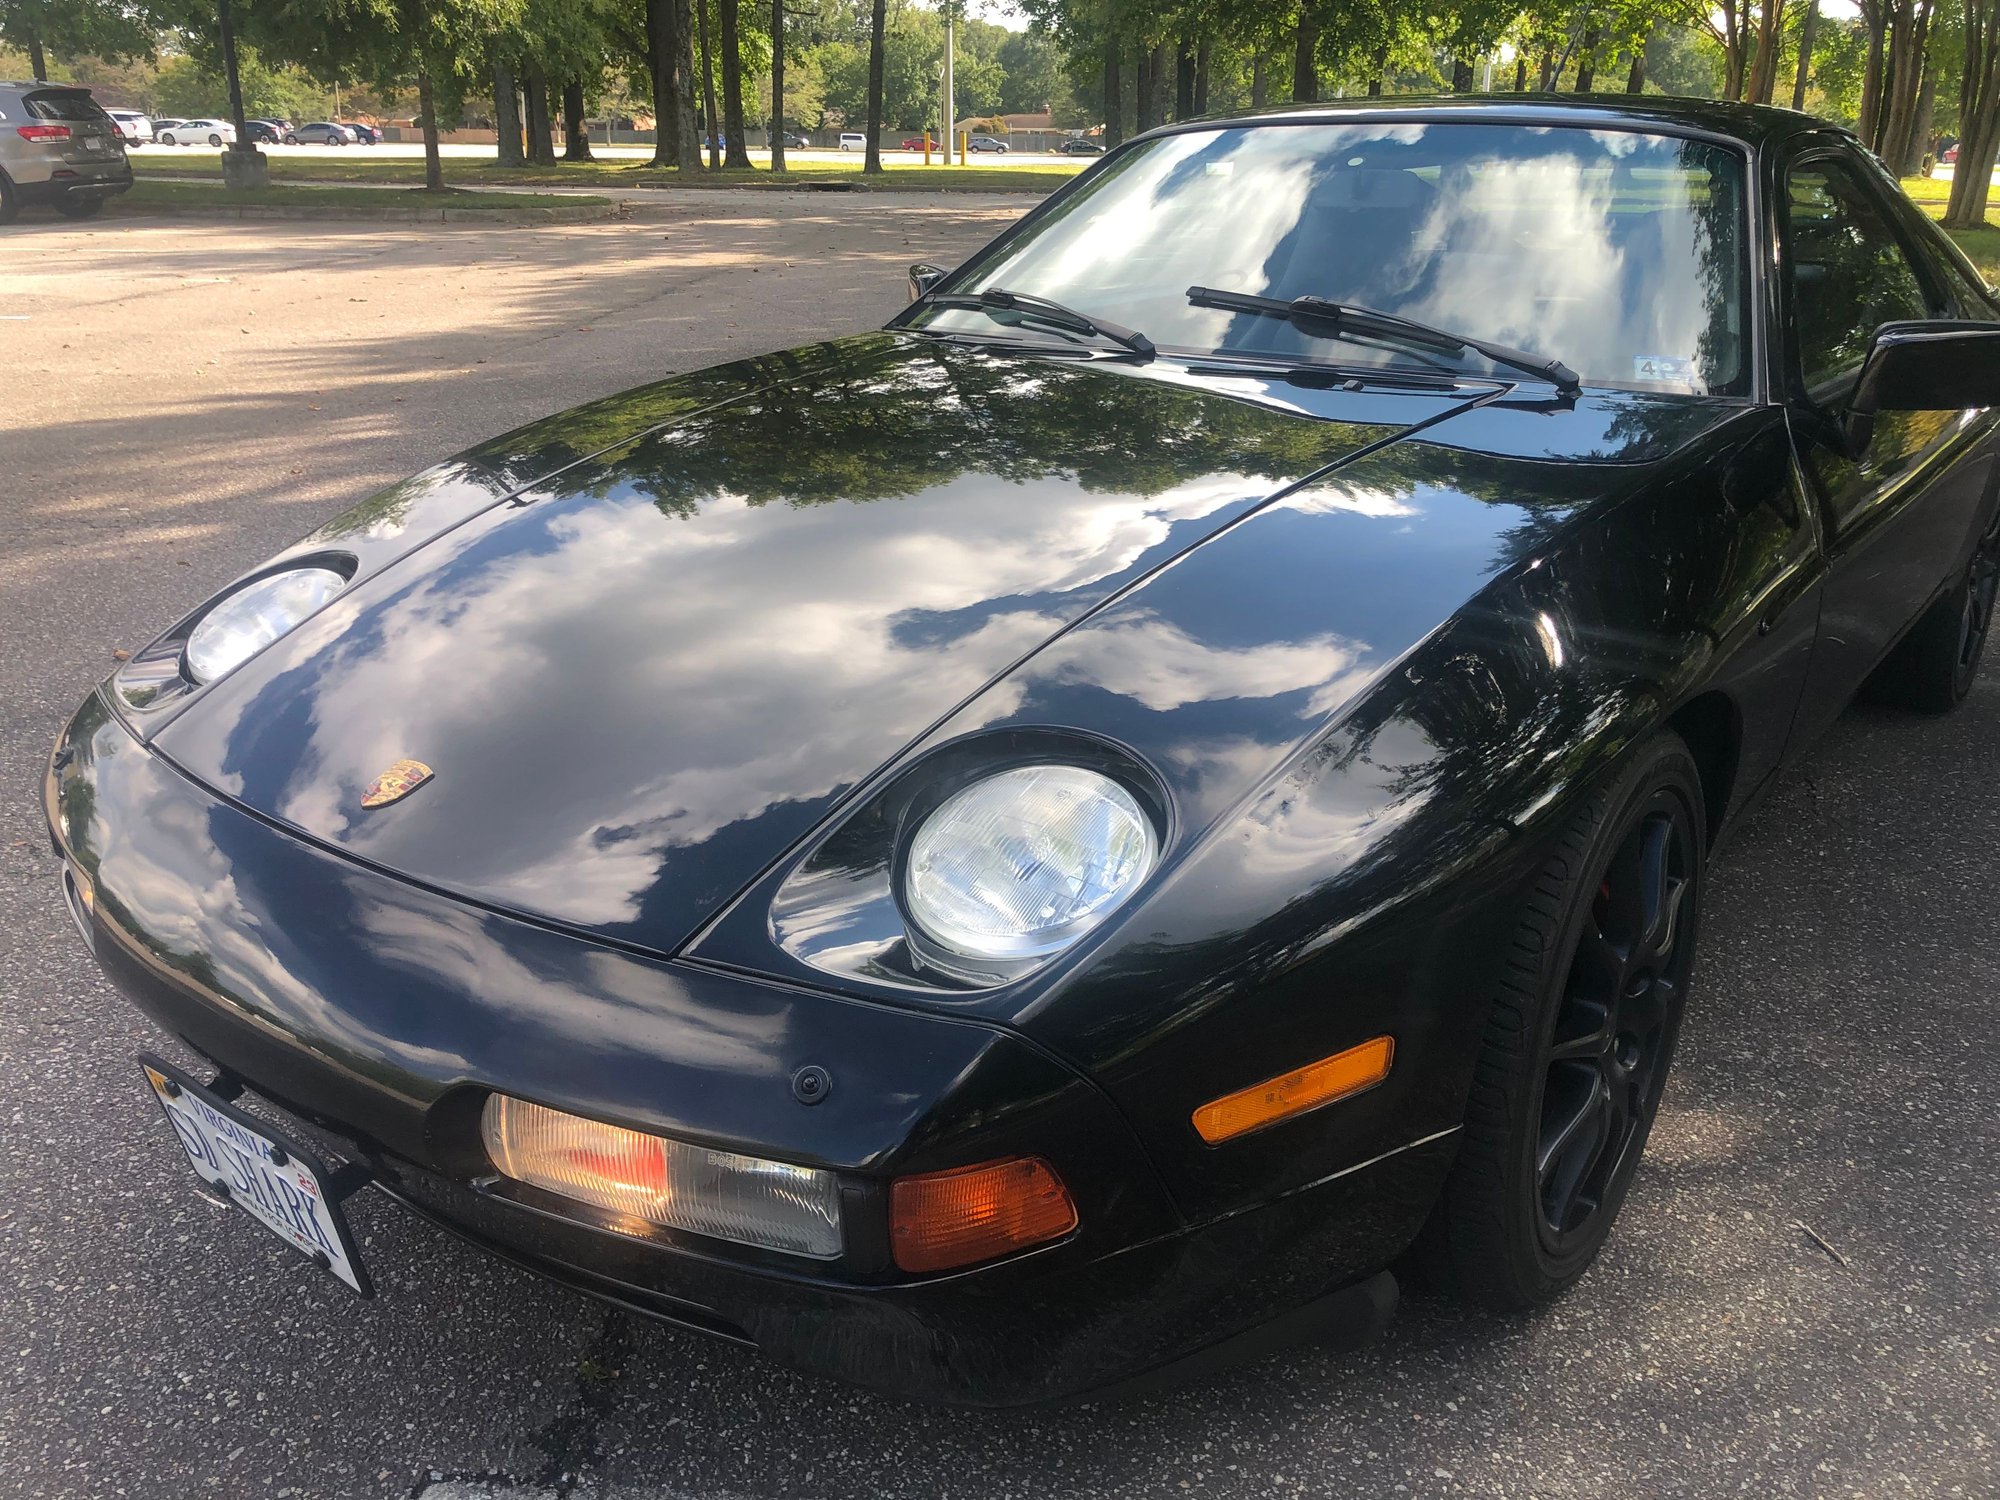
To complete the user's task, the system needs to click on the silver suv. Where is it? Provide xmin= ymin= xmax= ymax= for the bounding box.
xmin=0 ymin=81 xmax=132 ymax=223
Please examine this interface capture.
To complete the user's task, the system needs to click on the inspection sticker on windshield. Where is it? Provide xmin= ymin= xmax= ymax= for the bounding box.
xmin=139 ymin=1054 xmax=372 ymax=1295
xmin=1633 ymin=354 xmax=1697 ymax=384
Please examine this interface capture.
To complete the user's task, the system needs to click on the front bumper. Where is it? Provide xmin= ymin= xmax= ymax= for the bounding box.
xmin=47 ymin=691 xmax=1448 ymax=1404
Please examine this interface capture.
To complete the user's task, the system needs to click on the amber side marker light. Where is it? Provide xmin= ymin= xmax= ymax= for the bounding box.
xmin=1192 ymin=1036 xmax=1395 ymax=1144
xmin=890 ymin=1156 xmax=1078 ymax=1273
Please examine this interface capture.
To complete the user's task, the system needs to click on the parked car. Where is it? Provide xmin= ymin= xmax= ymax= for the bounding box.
xmin=244 ymin=120 xmax=285 ymax=146
xmin=1058 ymin=136 xmax=1104 ymax=155
xmin=0 ymin=80 xmax=132 ymax=221
xmin=968 ymin=134 xmax=1008 ymax=152
xmin=286 ymin=122 xmax=355 ymax=145
xmin=157 ymin=118 xmax=235 ymax=146
xmin=50 ymin=97 xmax=2000 ymax=1407
xmin=104 ymin=109 xmax=153 ymax=146
xmin=838 ymin=131 xmax=866 ymax=150
xmin=900 ymin=136 xmax=929 ymax=150
xmin=345 ymin=122 xmax=380 ymax=144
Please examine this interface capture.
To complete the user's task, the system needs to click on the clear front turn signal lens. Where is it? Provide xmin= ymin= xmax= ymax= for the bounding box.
xmin=481 ymin=1094 xmax=843 ymax=1259
xmin=890 ymin=1156 xmax=1078 ymax=1273
xmin=183 ymin=566 xmax=346 ymax=684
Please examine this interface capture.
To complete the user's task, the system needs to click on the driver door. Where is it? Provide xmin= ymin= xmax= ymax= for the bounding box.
xmin=1782 ymin=144 xmax=2000 ymax=745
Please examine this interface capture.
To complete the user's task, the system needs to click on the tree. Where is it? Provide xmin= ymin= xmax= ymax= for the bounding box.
xmin=768 ymin=0 xmax=784 ymax=162
xmin=719 ymin=0 xmax=751 ymax=164
xmin=1945 ymin=0 xmax=2000 ymax=228
xmin=0 ymin=0 xmax=163 ymax=82
xmin=863 ymin=0 xmax=884 ymax=169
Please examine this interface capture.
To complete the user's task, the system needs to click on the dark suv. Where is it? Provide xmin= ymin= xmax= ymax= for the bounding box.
xmin=0 ymin=81 xmax=131 ymax=222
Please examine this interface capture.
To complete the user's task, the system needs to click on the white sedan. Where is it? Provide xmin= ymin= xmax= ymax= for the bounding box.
xmin=158 ymin=119 xmax=236 ymax=146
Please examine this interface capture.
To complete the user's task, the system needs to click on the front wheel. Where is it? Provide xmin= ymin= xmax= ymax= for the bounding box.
xmin=284 ymin=134 xmax=299 ymax=145
xmin=159 ymin=133 xmax=175 ymax=146
xmin=1867 ymin=513 xmax=2000 ymax=713
xmin=1419 ymin=732 xmax=1704 ymax=1311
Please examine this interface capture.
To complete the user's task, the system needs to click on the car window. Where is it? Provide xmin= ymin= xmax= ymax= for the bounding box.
xmin=24 ymin=90 xmax=109 ymax=122
xmin=918 ymin=123 xmax=1750 ymax=395
xmin=1785 ymin=160 xmax=1937 ymax=388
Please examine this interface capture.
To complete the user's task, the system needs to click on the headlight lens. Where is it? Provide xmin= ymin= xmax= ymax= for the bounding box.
xmin=904 ymin=764 xmax=1158 ymax=976
xmin=183 ymin=567 xmax=346 ymax=684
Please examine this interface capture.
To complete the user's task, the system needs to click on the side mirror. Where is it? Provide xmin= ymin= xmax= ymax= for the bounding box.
xmin=1845 ymin=319 xmax=2000 ymax=453
xmin=908 ymin=262 xmax=948 ymax=302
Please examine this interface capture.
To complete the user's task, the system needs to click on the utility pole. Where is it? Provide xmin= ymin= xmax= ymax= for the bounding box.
xmin=941 ymin=1 xmax=954 ymax=159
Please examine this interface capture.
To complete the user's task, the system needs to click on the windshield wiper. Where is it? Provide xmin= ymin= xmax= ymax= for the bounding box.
xmin=925 ymin=288 xmax=1156 ymax=361
xmin=1186 ymin=286 xmax=1581 ymax=398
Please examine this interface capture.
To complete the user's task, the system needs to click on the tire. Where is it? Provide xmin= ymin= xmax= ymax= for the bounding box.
xmin=1865 ymin=511 xmax=2000 ymax=714
xmin=53 ymin=196 xmax=105 ymax=219
xmin=0 ymin=173 xmax=18 ymax=225
xmin=159 ymin=133 xmax=175 ymax=146
xmin=284 ymin=134 xmax=299 ymax=145
xmin=1419 ymin=732 xmax=1705 ymax=1312
xmin=208 ymin=133 xmax=223 ymax=147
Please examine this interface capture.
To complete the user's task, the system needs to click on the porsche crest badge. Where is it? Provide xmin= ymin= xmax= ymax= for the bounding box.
xmin=360 ymin=758 xmax=434 ymax=809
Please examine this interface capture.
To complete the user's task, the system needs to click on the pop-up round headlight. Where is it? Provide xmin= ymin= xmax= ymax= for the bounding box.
xmin=904 ymin=764 xmax=1158 ymax=978
xmin=183 ymin=567 xmax=346 ymax=684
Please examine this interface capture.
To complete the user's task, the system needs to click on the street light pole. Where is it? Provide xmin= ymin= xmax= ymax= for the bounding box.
xmin=941 ymin=2 xmax=954 ymax=162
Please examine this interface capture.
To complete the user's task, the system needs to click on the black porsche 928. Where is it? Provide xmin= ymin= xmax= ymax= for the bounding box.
xmin=46 ymin=98 xmax=2000 ymax=1404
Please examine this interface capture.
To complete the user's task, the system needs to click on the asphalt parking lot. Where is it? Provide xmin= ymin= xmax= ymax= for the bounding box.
xmin=3 ymin=196 xmax=1996 ymax=1499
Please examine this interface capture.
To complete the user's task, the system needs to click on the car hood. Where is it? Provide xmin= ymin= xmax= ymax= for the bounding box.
xmin=153 ymin=335 xmax=1474 ymax=953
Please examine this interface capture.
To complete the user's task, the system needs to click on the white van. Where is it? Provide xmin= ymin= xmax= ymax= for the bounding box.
xmin=838 ymin=132 xmax=866 ymax=151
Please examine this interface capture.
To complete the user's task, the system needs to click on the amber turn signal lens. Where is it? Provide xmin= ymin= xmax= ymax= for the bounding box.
xmin=1191 ymin=1036 xmax=1395 ymax=1144
xmin=890 ymin=1156 xmax=1078 ymax=1272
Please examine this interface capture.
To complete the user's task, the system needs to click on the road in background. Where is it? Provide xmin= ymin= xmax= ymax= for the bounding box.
xmin=2 ymin=196 xmax=1995 ymax=1499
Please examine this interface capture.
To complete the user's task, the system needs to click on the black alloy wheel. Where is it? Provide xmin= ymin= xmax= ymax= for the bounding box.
xmin=1534 ymin=790 xmax=1694 ymax=1253
xmin=1417 ymin=731 xmax=1704 ymax=1311
xmin=1869 ymin=504 xmax=2000 ymax=713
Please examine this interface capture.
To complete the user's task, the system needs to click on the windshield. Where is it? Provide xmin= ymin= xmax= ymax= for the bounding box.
xmin=912 ymin=121 xmax=1749 ymax=395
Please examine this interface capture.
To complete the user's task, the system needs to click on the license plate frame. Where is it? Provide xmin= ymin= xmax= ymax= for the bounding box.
xmin=139 ymin=1053 xmax=373 ymax=1296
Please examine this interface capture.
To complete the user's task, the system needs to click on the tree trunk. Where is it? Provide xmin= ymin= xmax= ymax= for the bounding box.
xmin=668 ymin=0 xmax=700 ymax=169
xmin=27 ymin=31 xmax=46 ymax=82
xmin=416 ymin=63 xmax=445 ymax=191
xmin=1175 ymin=41 xmax=1194 ymax=120
xmin=563 ymin=79 xmax=591 ymax=159
xmin=646 ymin=0 xmax=674 ymax=166
xmin=494 ymin=61 xmax=524 ymax=164
xmin=1194 ymin=42 xmax=1210 ymax=114
xmin=524 ymin=62 xmax=557 ymax=164
xmin=1102 ymin=39 xmax=1123 ymax=146
xmin=1793 ymin=0 xmax=1819 ymax=110
xmin=217 ymin=0 xmax=252 ymax=157
xmin=1878 ymin=0 xmax=1934 ymax=166
xmin=1905 ymin=56 xmax=1936 ymax=174
xmin=697 ymin=0 xmax=722 ymax=169
xmin=769 ymin=0 xmax=785 ymax=170
xmin=863 ymin=0 xmax=885 ymax=171
xmin=1575 ymin=27 xmax=1601 ymax=90
xmin=1946 ymin=0 xmax=2000 ymax=230
xmin=1451 ymin=58 xmax=1474 ymax=92
xmin=1516 ymin=57 xmax=1529 ymax=91
xmin=720 ymin=0 xmax=751 ymax=168
xmin=1626 ymin=44 xmax=1647 ymax=94
xmin=1858 ymin=1 xmax=1887 ymax=147
xmin=1539 ymin=44 xmax=1557 ymax=90
xmin=1250 ymin=50 xmax=1268 ymax=109
xmin=1293 ymin=3 xmax=1319 ymax=104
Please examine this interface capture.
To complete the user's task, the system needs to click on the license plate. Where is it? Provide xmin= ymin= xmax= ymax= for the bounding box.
xmin=140 ymin=1055 xmax=372 ymax=1295
xmin=83 ymin=134 xmax=107 ymax=150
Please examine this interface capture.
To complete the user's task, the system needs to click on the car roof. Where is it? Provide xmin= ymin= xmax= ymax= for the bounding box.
xmin=1144 ymin=93 xmax=1836 ymax=152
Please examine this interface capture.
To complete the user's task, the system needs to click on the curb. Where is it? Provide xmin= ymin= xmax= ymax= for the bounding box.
xmin=111 ymin=197 xmax=615 ymax=224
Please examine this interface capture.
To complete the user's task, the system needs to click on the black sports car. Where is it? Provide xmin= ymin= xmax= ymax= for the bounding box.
xmin=45 ymin=98 xmax=2000 ymax=1405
